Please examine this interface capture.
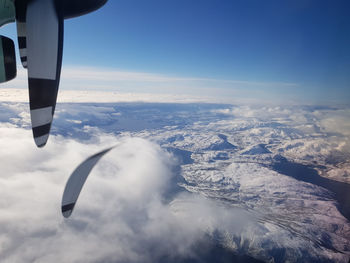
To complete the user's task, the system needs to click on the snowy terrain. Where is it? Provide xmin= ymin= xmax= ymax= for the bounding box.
xmin=0 ymin=100 xmax=349 ymax=262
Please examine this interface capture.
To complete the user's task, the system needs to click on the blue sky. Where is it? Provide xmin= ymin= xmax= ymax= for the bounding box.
xmin=1 ymin=0 xmax=350 ymax=104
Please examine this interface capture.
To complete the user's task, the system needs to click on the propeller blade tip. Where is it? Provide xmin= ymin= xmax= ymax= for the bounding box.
xmin=34 ymin=133 xmax=49 ymax=148
xmin=62 ymin=203 xmax=75 ymax=218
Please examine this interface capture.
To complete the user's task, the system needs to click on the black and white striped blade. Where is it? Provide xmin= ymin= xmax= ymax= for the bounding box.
xmin=62 ymin=147 xmax=114 ymax=218
xmin=26 ymin=0 xmax=64 ymax=148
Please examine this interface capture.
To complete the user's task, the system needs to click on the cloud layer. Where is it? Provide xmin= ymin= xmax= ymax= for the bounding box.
xmin=0 ymin=124 xmax=258 ymax=262
xmin=1 ymin=65 xmax=305 ymax=105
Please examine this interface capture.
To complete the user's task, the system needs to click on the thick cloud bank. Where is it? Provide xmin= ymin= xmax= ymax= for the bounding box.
xmin=0 ymin=126 xmax=255 ymax=262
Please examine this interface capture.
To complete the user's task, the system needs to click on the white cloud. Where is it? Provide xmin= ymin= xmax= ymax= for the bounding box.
xmin=0 ymin=88 xmax=211 ymax=104
xmin=0 ymin=66 xmax=302 ymax=104
xmin=0 ymin=123 xmax=261 ymax=262
xmin=316 ymin=109 xmax=350 ymax=137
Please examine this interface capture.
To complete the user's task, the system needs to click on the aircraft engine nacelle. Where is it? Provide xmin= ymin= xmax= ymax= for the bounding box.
xmin=14 ymin=0 xmax=108 ymax=20
xmin=0 ymin=35 xmax=16 ymax=83
xmin=63 ymin=0 xmax=108 ymax=19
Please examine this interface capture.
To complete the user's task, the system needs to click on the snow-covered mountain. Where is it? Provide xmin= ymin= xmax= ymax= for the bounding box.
xmin=0 ymin=101 xmax=349 ymax=262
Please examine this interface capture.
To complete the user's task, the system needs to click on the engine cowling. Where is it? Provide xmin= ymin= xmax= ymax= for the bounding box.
xmin=15 ymin=0 xmax=108 ymax=20
xmin=62 ymin=0 xmax=108 ymax=19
